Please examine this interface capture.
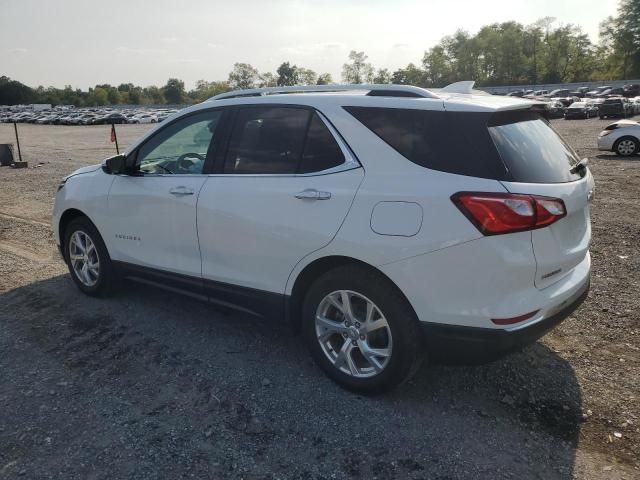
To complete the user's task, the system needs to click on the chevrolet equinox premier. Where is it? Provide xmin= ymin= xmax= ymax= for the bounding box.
xmin=53 ymin=82 xmax=593 ymax=393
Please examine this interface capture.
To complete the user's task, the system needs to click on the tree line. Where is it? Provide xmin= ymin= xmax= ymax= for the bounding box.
xmin=1 ymin=0 xmax=638 ymax=107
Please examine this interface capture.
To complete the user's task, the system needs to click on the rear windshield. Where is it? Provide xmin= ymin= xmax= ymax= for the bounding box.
xmin=344 ymin=107 xmax=581 ymax=183
xmin=488 ymin=111 xmax=581 ymax=183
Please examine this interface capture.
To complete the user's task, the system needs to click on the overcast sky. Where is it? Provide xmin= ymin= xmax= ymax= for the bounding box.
xmin=0 ymin=0 xmax=620 ymax=90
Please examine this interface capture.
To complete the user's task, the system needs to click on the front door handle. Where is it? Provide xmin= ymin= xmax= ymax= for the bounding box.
xmin=169 ymin=186 xmax=195 ymax=196
xmin=295 ymin=188 xmax=332 ymax=200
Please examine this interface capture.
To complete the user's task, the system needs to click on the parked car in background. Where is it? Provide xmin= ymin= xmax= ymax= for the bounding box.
xmin=586 ymin=86 xmax=612 ymax=97
xmin=632 ymin=97 xmax=640 ymax=114
xmin=533 ymin=90 xmax=549 ymax=96
xmin=599 ymin=97 xmax=633 ymax=119
xmin=623 ymin=84 xmax=640 ymax=98
xmin=93 ymin=113 xmax=127 ymax=125
xmin=545 ymin=100 xmax=566 ymax=119
xmin=564 ymin=101 xmax=598 ymax=119
xmin=597 ymin=120 xmax=640 ymax=156
xmin=0 ymin=105 xmax=183 ymax=126
xmin=53 ymin=82 xmax=593 ymax=393
xmin=506 ymin=89 xmax=526 ymax=97
xmin=545 ymin=89 xmax=571 ymax=98
xmin=130 ymin=113 xmax=158 ymax=124
xmin=554 ymin=97 xmax=577 ymax=107
xmin=597 ymin=87 xmax=625 ymax=98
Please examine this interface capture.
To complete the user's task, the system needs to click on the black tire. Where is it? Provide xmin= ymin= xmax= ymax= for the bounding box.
xmin=63 ymin=216 xmax=114 ymax=297
xmin=302 ymin=265 xmax=424 ymax=394
xmin=613 ymin=136 xmax=639 ymax=157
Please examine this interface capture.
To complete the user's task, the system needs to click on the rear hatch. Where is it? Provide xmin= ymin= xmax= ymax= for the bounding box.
xmin=488 ymin=111 xmax=593 ymax=289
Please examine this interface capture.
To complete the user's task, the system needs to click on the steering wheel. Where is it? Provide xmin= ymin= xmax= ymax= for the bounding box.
xmin=176 ymin=152 xmax=205 ymax=172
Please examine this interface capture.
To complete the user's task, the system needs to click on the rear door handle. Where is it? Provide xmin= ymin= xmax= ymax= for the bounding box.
xmin=295 ymin=188 xmax=331 ymax=200
xmin=169 ymin=186 xmax=195 ymax=196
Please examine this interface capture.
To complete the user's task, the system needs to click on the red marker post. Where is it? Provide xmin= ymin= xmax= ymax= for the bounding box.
xmin=110 ymin=123 xmax=119 ymax=154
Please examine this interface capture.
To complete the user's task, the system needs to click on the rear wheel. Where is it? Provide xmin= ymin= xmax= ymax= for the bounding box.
xmin=63 ymin=217 xmax=114 ymax=296
xmin=614 ymin=137 xmax=639 ymax=156
xmin=302 ymin=265 xmax=424 ymax=393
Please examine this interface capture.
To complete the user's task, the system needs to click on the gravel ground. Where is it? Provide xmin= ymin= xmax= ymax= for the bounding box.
xmin=0 ymin=119 xmax=638 ymax=479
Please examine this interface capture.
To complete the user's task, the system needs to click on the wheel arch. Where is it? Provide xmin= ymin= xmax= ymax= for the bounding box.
xmin=287 ymin=255 xmax=417 ymax=333
xmin=58 ymin=209 xmax=105 ymax=258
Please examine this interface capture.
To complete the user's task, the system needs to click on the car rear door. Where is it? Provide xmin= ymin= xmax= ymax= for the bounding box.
xmin=489 ymin=112 xmax=594 ymax=289
xmin=197 ymin=106 xmax=363 ymax=314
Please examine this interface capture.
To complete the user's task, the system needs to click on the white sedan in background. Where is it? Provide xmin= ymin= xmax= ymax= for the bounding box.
xmin=597 ymin=120 xmax=640 ymax=156
xmin=130 ymin=113 xmax=158 ymax=124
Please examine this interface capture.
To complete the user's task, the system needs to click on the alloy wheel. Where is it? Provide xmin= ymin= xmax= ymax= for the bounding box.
xmin=315 ymin=290 xmax=392 ymax=378
xmin=69 ymin=230 xmax=100 ymax=287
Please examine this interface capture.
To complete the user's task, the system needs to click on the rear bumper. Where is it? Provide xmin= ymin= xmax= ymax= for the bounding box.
xmin=421 ymin=276 xmax=590 ymax=364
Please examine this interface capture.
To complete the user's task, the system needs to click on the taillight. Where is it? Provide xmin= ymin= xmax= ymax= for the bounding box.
xmin=451 ymin=192 xmax=566 ymax=235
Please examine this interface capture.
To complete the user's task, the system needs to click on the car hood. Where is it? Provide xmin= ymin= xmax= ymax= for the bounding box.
xmin=607 ymin=119 xmax=640 ymax=129
xmin=64 ymin=163 xmax=102 ymax=181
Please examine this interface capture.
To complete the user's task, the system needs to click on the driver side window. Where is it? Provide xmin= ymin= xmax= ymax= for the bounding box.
xmin=136 ymin=110 xmax=222 ymax=175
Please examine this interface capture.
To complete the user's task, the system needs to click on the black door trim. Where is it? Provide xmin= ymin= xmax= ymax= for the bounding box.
xmin=113 ymin=261 xmax=286 ymax=321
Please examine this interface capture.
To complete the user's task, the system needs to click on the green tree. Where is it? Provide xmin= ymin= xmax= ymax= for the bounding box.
xmin=391 ymin=64 xmax=426 ymax=86
xmin=600 ymin=0 xmax=640 ymax=78
xmin=142 ymin=86 xmax=165 ymax=104
xmin=316 ymin=73 xmax=333 ymax=85
xmin=259 ymin=72 xmax=277 ymax=88
xmin=0 ymin=76 xmax=35 ymax=104
xmin=107 ymin=87 xmax=121 ymax=104
xmin=422 ymin=45 xmax=452 ymax=86
xmin=117 ymin=83 xmax=135 ymax=92
xmin=228 ymin=63 xmax=260 ymax=90
xmin=342 ymin=51 xmax=374 ymax=83
xmin=127 ymin=87 xmax=143 ymax=105
xmin=276 ymin=62 xmax=299 ymax=86
xmin=297 ymin=68 xmax=317 ymax=85
xmin=92 ymin=87 xmax=108 ymax=106
xmin=373 ymin=68 xmax=391 ymax=84
xmin=162 ymin=78 xmax=186 ymax=104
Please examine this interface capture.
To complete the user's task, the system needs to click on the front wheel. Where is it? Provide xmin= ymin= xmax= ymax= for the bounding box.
xmin=63 ymin=217 xmax=114 ymax=296
xmin=302 ymin=265 xmax=424 ymax=394
xmin=614 ymin=137 xmax=639 ymax=156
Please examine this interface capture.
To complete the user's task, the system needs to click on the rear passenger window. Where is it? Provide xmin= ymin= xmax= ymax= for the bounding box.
xmin=299 ymin=113 xmax=345 ymax=173
xmin=225 ymin=107 xmax=310 ymax=174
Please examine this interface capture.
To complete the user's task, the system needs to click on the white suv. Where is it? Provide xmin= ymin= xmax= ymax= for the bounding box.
xmin=53 ymin=82 xmax=593 ymax=393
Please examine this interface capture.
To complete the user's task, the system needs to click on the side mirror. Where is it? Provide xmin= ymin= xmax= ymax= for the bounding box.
xmin=103 ymin=154 xmax=126 ymax=174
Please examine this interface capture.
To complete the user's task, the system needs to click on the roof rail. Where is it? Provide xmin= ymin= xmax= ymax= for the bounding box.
xmin=208 ymin=84 xmax=440 ymax=101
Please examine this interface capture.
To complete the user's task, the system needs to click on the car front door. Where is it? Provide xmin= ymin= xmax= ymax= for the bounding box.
xmin=197 ymin=106 xmax=364 ymax=316
xmin=106 ymin=109 xmax=225 ymax=281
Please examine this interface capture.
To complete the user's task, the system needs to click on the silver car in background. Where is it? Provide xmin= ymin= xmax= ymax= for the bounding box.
xmin=597 ymin=120 xmax=640 ymax=156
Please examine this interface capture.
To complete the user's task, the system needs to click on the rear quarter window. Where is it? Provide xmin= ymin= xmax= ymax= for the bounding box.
xmin=343 ymin=106 xmax=507 ymax=180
